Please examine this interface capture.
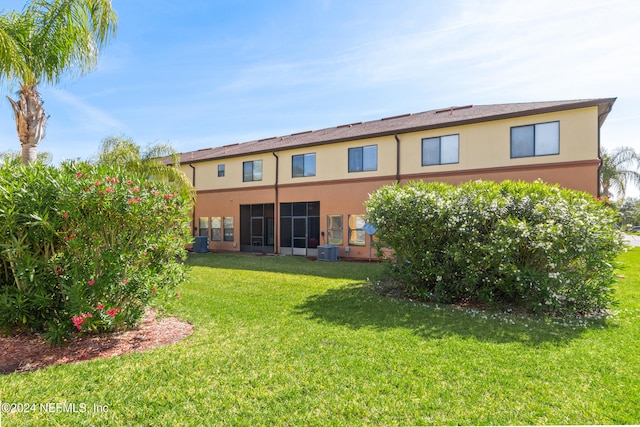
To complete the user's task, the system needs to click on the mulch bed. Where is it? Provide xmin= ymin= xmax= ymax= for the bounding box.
xmin=0 ymin=309 xmax=193 ymax=374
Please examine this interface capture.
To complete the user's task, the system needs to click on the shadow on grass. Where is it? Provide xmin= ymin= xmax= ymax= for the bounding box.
xmin=294 ymin=283 xmax=611 ymax=347
xmin=188 ymin=252 xmax=381 ymax=281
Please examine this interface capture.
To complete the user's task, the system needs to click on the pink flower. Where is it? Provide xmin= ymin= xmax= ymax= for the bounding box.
xmin=94 ymin=181 xmax=102 ymax=186
xmin=88 ymin=279 xmax=95 ymax=286
xmin=71 ymin=313 xmax=93 ymax=330
xmin=76 ymin=172 xmax=83 ymax=178
xmin=106 ymin=308 xmax=119 ymax=318
xmin=123 ymin=279 xmax=129 ymax=285
xmin=151 ymin=286 xmax=156 ymax=294
xmin=97 ymin=303 xmax=104 ymax=310
xmin=56 ymin=269 xmax=63 ymax=275
xmin=63 ymin=212 xmax=69 ymax=218
xmin=127 ymin=197 xmax=140 ymax=204
xmin=65 ymin=234 xmax=76 ymax=241
xmin=175 ymin=291 xmax=182 ymax=299
xmin=106 ymin=187 xmax=114 ymax=193
xmin=72 ymin=315 xmax=82 ymax=330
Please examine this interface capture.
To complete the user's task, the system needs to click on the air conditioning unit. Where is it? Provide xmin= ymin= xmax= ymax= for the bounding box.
xmin=193 ymin=236 xmax=209 ymax=253
xmin=317 ymin=245 xmax=338 ymax=261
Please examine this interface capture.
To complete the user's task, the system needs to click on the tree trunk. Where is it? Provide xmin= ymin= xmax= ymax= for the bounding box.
xmin=21 ymin=144 xmax=38 ymax=165
xmin=7 ymin=85 xmax=48 ymax=165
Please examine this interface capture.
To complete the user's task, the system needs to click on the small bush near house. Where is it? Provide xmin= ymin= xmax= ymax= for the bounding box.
xmin=365 ymin=180 xmax=625 ymax=315
xmin=0 ymin=159 xmax=192 ymax=344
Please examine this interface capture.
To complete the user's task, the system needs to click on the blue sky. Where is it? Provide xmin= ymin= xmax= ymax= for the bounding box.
xmin=1 ymin=0 xmax=639 ymax=165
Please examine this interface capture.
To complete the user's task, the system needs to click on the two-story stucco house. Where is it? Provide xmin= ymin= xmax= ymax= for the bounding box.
xmin=172 ymin=98 xmax=615 ymax=260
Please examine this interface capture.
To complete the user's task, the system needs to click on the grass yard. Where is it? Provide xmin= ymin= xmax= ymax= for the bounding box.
xmin=1 ymin=250 xmax=639 ymax=426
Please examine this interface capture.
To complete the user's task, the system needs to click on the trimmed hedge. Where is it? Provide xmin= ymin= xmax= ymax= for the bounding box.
xmin=0 ymin=160 xmax=193 ymax=344
xmin=365 ymin=180 xmax=625 ymax=315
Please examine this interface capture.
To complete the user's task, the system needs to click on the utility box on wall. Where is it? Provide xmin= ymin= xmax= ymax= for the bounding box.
xmin=317 ymin=245 xmax=338 ymax=261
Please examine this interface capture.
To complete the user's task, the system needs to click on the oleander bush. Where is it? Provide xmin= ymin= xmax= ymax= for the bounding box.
xmin=365 ymin=180 xmax=625 ymax=315
xmin=0 ymin=158 xmax=193 ymax=344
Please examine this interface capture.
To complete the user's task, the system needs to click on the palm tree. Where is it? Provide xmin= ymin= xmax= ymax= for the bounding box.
xmin=96 ymin=135 xmax=196 ymax=203
xmin=600 ymin=146 xmax=640 ymax=199
xmin=0 ymin=0 xmax=117 ymax=164
xmin=0 ymin=149 xmax=52 ymax=164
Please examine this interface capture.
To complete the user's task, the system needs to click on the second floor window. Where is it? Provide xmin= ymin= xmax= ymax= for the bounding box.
xmin=292 ymin=153 xmax=316 ymax=177
xmin=511 ymin=121 xmax=559 ymax=158
xmin=243 ymin=160 xmax=262 ymax=182
xmin=422 ymin=134 xmax=459 ymax=166
xmin=218 ymin=164 xmax=225 ymax=177
xmin=348 ymin=145 xmax=377 ymax=172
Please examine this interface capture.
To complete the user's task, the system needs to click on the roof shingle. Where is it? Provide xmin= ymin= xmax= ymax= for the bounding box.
xmin=175 ymin=98 xmax=615 ymax=164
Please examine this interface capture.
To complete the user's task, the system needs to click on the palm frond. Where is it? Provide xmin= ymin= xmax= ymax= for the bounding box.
xmin=17 ymin=0 xmax=117 ymax=85
xmin=0 ymin=11 xmax=33 ymax=85
xmin=95 ymin=135 xmax=196 ymax=203
xmin=601 ymin=146 xmax=640 ymax=199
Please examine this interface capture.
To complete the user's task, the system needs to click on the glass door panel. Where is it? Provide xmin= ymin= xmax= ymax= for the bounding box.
xmin=251 ymin=217 xmax=263 ymax=250
xmin=293 ymin=217 xmax=307 ymax=255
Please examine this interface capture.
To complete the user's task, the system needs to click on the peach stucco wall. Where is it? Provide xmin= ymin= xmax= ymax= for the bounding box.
xmin=183 ymin=105 xmax=602 ymax=259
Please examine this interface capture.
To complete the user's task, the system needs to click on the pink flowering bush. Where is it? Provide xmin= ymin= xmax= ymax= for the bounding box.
xmin=0 ymin=159 xmax=193 ymax=344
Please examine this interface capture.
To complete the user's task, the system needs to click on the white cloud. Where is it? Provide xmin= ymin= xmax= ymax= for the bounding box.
xmin=325 ymin=0 xmax=640 ymax=100
xmin=46 ymin=88 xmax=128 ymax=132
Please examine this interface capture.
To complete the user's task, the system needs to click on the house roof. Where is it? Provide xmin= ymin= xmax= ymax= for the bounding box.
xmin=173 ymin=98 xmax=616 ymax=165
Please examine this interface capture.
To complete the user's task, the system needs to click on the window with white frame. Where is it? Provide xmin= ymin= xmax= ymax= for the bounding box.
xmin=218 ymin=164 xmax=225 ymax=177
xmin=348 ymin=214 xmax=366 ymax=246
xmin=327 ymin=215 xmax=343 ymax=245
xmin=198 ymin=217 xmax=209 ymax=237
xmin=211 ymin=217 xmax=222 ymax=241
xmin=223 ymin=217 xmax=234 ymax=241
xmin=348 ymin=145 xmax=377 ymax=172
xmin=511 ymin=121 xmax=559 ymax=158
xmin=422 ymin=134 xmax=459 ymax=166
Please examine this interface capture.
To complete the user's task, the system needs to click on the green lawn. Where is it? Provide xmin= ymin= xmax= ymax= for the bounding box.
xmin=1 ymin=250 xmax=639 ymax=426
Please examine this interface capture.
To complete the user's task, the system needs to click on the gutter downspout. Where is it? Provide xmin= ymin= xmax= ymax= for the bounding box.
xmin=272 ymin=151 xmax=279 ymax=255
xmin=394 ymin=134 xmax=401 ymax=183
xmin=189 ymin=163 xmax=196 ymax=236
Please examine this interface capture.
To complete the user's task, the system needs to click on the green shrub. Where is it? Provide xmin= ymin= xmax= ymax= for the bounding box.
xmin=0 ymin=159 xmax=192 ymax=344
xmin=365 ymin=180 xmax=625 ymax=315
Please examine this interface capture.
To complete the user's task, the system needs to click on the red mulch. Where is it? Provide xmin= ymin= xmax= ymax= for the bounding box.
xmin=0 ymin=309 xmax=193 ymax=374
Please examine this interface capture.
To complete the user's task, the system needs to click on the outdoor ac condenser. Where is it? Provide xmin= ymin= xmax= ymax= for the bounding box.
xmin=317 ymin=245 xmax=338 ymax=261
xmin=193 ymin=236 xmax=209 ymax=253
